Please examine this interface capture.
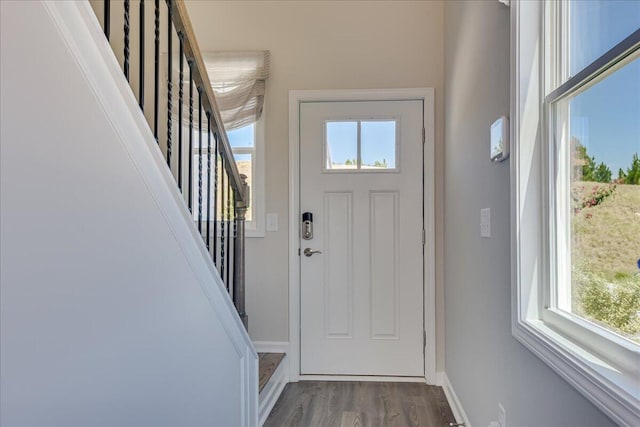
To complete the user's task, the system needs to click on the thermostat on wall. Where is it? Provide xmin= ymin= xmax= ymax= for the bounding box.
xmin=490 ymin=116 xmax=509 ymax=163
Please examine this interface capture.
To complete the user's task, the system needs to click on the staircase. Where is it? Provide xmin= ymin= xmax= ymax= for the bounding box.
xmin=1 ymin=0 xmax=260 ymax=425
xmin=89 ymin=0 xmax=287 ymax=423
xmin=91 ymin=0 xmax=250 ymax=326
xmin=258 ymin=353 xmax=288 ymax=425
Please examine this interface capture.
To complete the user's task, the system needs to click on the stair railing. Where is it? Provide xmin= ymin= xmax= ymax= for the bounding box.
xmin=95 ymin=0 xmax=249 ymax=328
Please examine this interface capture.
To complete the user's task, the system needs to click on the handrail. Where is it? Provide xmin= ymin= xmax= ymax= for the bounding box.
xmin=94 ymin=0 xmax=249 ymax=329
xmin=168 ymin=0 xmax=245 ymax=202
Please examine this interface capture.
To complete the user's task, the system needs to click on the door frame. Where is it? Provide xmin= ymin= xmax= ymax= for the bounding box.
xmin=288 ymin=88 xmax=436 ymax=383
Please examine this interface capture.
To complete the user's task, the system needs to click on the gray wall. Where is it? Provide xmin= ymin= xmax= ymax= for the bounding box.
xmin=443 ymin=1 xmax=614 ymax=426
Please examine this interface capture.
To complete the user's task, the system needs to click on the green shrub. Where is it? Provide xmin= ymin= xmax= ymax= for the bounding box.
xmin=574 ymin=265 xmax=640 ymax=338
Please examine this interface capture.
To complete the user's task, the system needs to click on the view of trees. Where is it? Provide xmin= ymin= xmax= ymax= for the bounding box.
xmin=341 ymin=158 xmax=389 ymax=168
xmin=618 ymin=154 xmax=640 ymax=185
xmin=372 ymin=159 xmax=388 ymax=168
xmin=573 ymin=139 xmax=640 ymax=184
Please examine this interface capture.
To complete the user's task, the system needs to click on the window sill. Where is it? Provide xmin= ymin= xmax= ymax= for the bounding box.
xmin=512 ymin=318 xmax=640 ymax=425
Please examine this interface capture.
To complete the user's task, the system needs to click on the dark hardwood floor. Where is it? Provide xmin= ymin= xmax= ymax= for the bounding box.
xmin=264 ymin=381 xmax=456 ymax=427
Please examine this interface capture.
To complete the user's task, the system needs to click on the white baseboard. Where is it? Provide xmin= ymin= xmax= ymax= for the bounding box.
xmin=258 ymin=353 xmax=289 ymax=427
xmin=299 ymin=375 xmax=426 ymax=383
xmin=253 ymin=341 xmax=289 ymax=354
xmin=437 ymin=372 xmax=472 ymax=427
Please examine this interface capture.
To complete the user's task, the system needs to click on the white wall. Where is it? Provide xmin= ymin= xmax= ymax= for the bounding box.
xmin=0 ymin=1 xmax=255 ymax=425
xmin=185 ymin=0 xmax=446 ymax=367
xmin=443 ymin=1 xmax=615 ymax=426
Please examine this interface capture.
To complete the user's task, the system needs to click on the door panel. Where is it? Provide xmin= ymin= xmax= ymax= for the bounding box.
xmin=324 ymin=191 xmax=353 ymax=338
xmin=300 ymin=100 xmax=424 ymax=377
xmin=370 ymin=191 xmax=399 ymax=339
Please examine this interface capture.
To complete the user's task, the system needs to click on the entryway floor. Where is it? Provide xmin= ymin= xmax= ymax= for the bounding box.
xmin=264 ymin=381 xmax=456 ymax=427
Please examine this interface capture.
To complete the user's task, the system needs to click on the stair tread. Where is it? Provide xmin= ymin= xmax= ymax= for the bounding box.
xmin=259 ymin=353 xmax=285 ymax=393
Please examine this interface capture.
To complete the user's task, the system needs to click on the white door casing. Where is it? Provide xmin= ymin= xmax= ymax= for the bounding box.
xmin=299 ymin=100 xmax=424 ymax=376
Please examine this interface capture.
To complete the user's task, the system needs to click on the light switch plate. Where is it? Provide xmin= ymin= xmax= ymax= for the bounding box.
xmin=481 ymin=208 xmax=491 ymax=238
xmin=266 ymin=213 xmax=278 ymax=232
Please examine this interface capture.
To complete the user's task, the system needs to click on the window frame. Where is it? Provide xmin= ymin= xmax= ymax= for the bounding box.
xmin=544 ymin=1 xmax=640 ymax=373
xmin=511 ymin=1 xmax=640 ymax=425
xmin=191 ymin=113 xmax=266 ymax=238
xmin=230 ymin=113 xmax=266 ymax=238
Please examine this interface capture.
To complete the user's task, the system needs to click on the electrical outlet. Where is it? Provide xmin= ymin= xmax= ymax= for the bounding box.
xmin=480 ymin=208 xmax=491 ymax=238
xmin=498 ymin=403 xmax=506 ymax=427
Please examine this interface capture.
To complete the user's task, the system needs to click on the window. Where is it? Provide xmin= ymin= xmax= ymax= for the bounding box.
xmin=324 ymin=120 xmax=398 ymax=171
xmin=512 ymin=1 xmax=640 ymax=424
xmin=197 ymin=50 xmax=269 ymax=237
xmin=191 ymin=115 xmax=265 ymax=237
xmin=228 ymin=118 xmax=265 ymax=236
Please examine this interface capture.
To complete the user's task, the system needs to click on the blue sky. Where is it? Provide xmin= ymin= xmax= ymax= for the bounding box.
xmin=326 ymin=120 xmax=396 ymax=168
xmin=228 ymin=123 xmax=255 ymax=148
xmin=326 ymin=121 xmax=357 ymax=165
xmin=570 ymin=1 xmax=640 ymax=175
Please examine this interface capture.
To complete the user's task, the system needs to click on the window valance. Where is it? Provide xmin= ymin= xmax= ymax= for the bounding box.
xmin=203 ymin=50 xmax=269 ymax=131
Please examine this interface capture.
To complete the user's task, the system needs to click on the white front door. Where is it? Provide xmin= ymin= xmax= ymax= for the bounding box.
xmin=299 ymin=100 xmax=424 ymax=377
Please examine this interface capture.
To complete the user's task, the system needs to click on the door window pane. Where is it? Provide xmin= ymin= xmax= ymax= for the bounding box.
xmin=325 ymin=120 xmax=398 ymax=172
xmin=361 ymin=121 xmax=396 ymax=169
xmin=326 ymin=121 xmax=358 ymax=170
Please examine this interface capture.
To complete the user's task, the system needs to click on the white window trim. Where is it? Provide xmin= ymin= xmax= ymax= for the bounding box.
xmin=510 ymin=2 xmax=640 ymax=426
xmin=244 ymin=111 xmax=265 ymax=238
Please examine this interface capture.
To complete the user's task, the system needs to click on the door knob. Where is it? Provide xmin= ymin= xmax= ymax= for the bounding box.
xmin=303 ymin=248 xmax=322 ymax=257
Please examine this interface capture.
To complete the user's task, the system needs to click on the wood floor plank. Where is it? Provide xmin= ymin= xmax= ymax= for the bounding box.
xmin=264 ymin=381 xmax=457 ymax=427
xmin=340 ymin=411 xmax=364 ymax=427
